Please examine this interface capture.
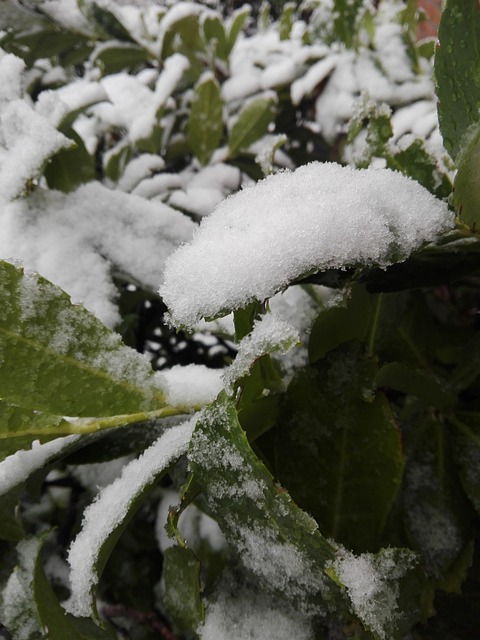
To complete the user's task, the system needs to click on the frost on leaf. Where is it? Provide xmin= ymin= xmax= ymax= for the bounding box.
xmin=161 ymin=162 xmax=452 ymax=328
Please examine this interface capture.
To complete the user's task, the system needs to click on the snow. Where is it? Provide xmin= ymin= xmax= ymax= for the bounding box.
xmin=0 ymin=436 xmax=80 ymax=496
xmin=161 ymin=162 xmax=452 ymax=328
xmin=222 ymin=314 xmax=299 ymax=392
xmin=199 ymin=573 xmax=314 ymax=640
xmin=329 ymin=547 xmax=417 ymax=640
xmin=156 ymin=489 xmax=227 ymax=554
xmin=1 ymin=539 xmax=42 ymax=640
xmin=0 ymin=100 xmax=71 ymax=203
xmin=0 ymin=182 xmax=195 ymax=327
xmin=67 ymin=419 xmax=196 ymax=617
xmin=158 ymin=364 xmax=223 ymax=408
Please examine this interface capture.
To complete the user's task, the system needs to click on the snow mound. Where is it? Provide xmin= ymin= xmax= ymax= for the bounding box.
xmin=161 ymin=162 xmax=452 ymax=328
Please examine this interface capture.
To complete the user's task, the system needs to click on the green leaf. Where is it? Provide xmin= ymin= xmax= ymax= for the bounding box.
xmin=452 ymin=123 xmax=480 ymax=229
xmin=279 ymin=3 xmax=295 ymax=41
xmin=402 ymin=415 xmax=473 ymax=577
xmin=104 ymin=141 xmax=132 ymax=182
xmin=44 ymin=129 xmax=95 ymax=192
xmin=309 ymin=284 xmax=372 ymax=362
xmin=387 ymin=139 xmax=452 ymax=199
xmin=333 ymin=0 xmax=365 ymax=47
xmin=33 ymin=537 xmax=115 ymax=640
xmin=450 ymin=412 xmax=480 ymax=516
xmin=187 ymin=74 xmax=223 ymax=165
xmin=228 ymin=94 xmax=277 ymax=157
xmin=82 ymin=1 xmax=135 ymax=42
xmin=435 ymin=0 xmax=480 ymax=162
xmin=226 ymin=5 xmax=251 ymax=53
xmin=160 ymin=11 xmax=204 ymax=61
xmin=374 ymin=362 xmax=455 ymax=409
xmin=0 ymin=485 xmax=24 ymax=542
xmin=162 ymin=546 xmax=204 ymax=635
xmin=92 ymin=42 xmax=150 ymax=75
xmin=275 ymin=346 xmax=404 ymax=553
xmin=0 ymin=260 xmax=166 ymax=417
xmin=188 ymin=393 xmax=344 ymax=613
xmin=202 ymin=14 xmax=228 ymax=59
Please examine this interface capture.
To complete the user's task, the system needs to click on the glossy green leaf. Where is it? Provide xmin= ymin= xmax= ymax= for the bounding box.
xmin=104 ymin=142 xmax=132 ymax=182
xmin=0 ymin=260 xmax=166 ymax=417
xmin=279 ymin=3 xmax=295 ymax=40
xmin=188 ymin=394 xmax=344 ymax=613
xmin=187 ymin=74 xmax=223 ymax=165
xmin=162 ymin=545 xmax=204 ymax=635
xmin=160 ymin=11 xmax=204 ymax=60
xmin=33 ymin=537 xmax=115 ymax=640
xmin=453 ymin=123 xmax=480 ymax=229
xmin=275 ymin=346 xmax=404 ymax=553
xmin=402 ymin=415 xmax=473 ymax=577
xmin=228 ymin=94 xmax=277 ymax=157
xmin=309 ymin=284 xmax=372 ymax=362
xmin=44 ymin=129 xmax=95 ymax=192
xmin=435 ymin=0 xmax=480 ymax=162
xmin=374 ymin=362 xmax=455 ymax=409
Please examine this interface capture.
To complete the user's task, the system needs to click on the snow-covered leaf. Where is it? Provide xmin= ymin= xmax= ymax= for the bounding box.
xmin=187 ymin=394 xmax=342 ymax=613
xmin=0 ymin=260 xmax=166 ymax=417
xmin=161 ymin=163 xmax=452 ymax=328
xmin=67 ymin=420 xmax=195 ymax=619
xmin=453 ymin=123 xmax=480 ymax=230
xmin=187 ymin=74 xmax=223 ymax=165
xmin=162 ymin=545 xmax=204 ymax=635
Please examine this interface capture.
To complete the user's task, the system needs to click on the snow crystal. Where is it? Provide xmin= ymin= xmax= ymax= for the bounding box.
xmin=67 ymin=420 xmax=195 ymax=617
xmin=222 ymin=314 xmax=299 ymax=392
xmin=199 ymin=573 xmax=314 ymax=640
xmin=161 ymin=162 xmax=452 ymax=328
xmin=157 ymin=364 xmax=223 ymax=408
xmin=0 ymin=436 xmax=80 ymax=496
xmin=329 ymin=547 xmax=417 ymax=640
xmin=0 ymin=182 xmax=194 ymax=327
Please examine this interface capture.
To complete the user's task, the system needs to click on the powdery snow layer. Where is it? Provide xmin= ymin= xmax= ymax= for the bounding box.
xmin=161 ymin=162 xmax=452 ymax=328
xmin=157 ymin=364 xmax=223 ymax=408
xmin=66 ymin=419 xmax=195 ymax=617
xmin=0 ymin=182 xmax=195 ymax=327
xmin=199 ymin=573 xmax=314 ymax=640
xmin=0 ymin=436 xmax=80 ymax=496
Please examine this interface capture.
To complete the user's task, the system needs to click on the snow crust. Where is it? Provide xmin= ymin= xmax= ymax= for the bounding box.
xmin=161 ymin=162 xmax=452 ymax=327
xmin=67 ymin=420 xmax=195 ymax=617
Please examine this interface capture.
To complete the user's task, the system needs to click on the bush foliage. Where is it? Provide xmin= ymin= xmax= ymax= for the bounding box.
xmin=0 ymin=0 xmax=480 ymax=638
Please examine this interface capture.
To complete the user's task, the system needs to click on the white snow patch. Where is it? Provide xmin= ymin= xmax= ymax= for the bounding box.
xmin=158 ymin=364 xmax=223 ymax=408
xmin=161 ymin=162 xmax=452 ymax=328
xmin=67 ymin=419 xmax=195 ymax=617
